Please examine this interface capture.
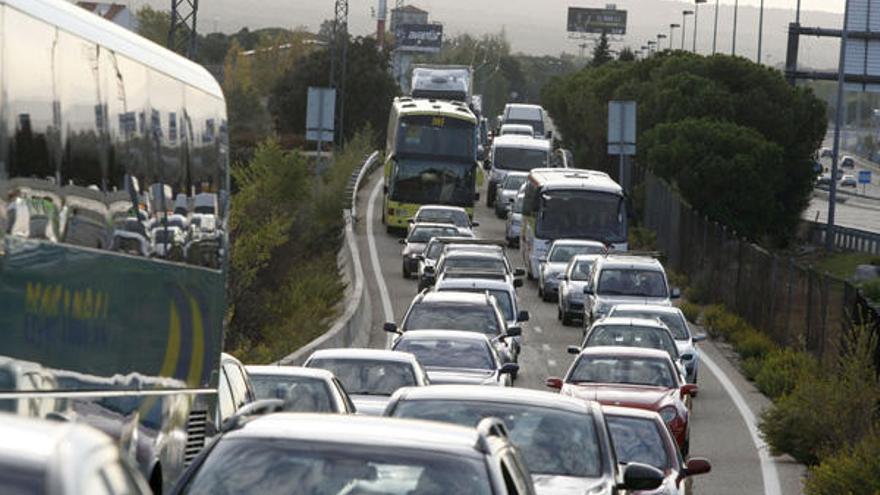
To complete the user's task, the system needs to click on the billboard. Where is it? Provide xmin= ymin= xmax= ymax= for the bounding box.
xmin=567 ymin=7 xmax=628 ymax=35
xmin=844 ymin=0 xmax=880 ymax=92
xmin=306 ymin=87 xmax=335 ymax=142
xmin=396 ymin=23 xmax=443 ymax=53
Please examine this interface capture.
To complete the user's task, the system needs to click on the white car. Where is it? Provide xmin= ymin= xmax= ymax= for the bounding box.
xmin=582 ymin=256 xmax=681 ymax=325
xmin=499 ymin=123 xmax=535 ymax=137
xmin=407 ymin=205 xmax=477 ymax=236
xmin=840 ymin=174 xmax=858 ymax=187
xmin=486 ymin=134 xmax=551 ymax=207
xmin=505 ymin=187 xmax=526 ymax=247
xmin=557 ymin=254 xmax=603 ymax=326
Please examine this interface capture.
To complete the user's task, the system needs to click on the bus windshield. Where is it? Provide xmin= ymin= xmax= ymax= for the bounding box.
xmin=390 ymin=159 xmax=475 ymax=206
xmin=537 ymin=190 xmax=626 ymax=243
xmin=396 ymin=115 xmax=475 ymax=162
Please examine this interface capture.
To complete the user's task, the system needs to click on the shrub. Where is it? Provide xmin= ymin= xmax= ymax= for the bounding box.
xmin=805 ymin=431 xmax=880 ymax=495
xmin=702 ymin=304 xmax=728 ymax=338
xmin=753 ymin=348 xmax=818 ymax=400
xmin=703 ymin=306 xmax=750 ymax=341
xmin=863 ymin=279 xmax=880 ymax=302
xmin=759 ymin=325 xmax=880 ymax=465
xmin=741 ymin=357 xmax=765 ymax=381
xmin=667 ymin=270 xmax=689 ymax=292
xmin=731 ymin=328 xmax=777 ymax=361
xmin=629 ymin=227 xmax=657 ymax=252
xmin=685 ymin=271 xmax=714 ymax=304
xmin=679 ymin=301 xmax=701 ymax=323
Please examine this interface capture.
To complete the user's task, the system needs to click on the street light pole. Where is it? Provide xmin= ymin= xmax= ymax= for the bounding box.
xmin=657 ymin=34 xmax=668 ymax=52
xmin=757 ymin=0 xmax=765 ymax=63
xmin=682 ymin=11 xmax=693 ymax=50
xmin=712 ymin=0 xmax=719 ymax=54
xmin=694 ymin=0 xmax=706 ymax=53
xmin=732 ymin=0 xmax=739 ymax=55
xmin=669 ymin=25 xmax=679 ymax=50
xmin=827 ymin=0 xmax=851 ymax=251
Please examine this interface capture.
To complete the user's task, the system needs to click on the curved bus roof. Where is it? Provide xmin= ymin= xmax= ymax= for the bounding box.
xmin=528 ymin=168 xmax=623 ymax=195
xmin=393 ymin=97 xmax=477 ymax=124
xmin=4 ymin=0 xmax=223 ymax=99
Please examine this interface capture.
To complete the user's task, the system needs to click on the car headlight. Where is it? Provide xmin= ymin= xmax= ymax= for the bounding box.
xmin=659 ymin=406 xmax=677 ymax=424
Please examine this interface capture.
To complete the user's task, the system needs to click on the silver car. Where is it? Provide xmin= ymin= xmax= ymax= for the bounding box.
xmin=400 ymin=222 xmax=464 ymax=278
xmin=304 ymin=349 xmax=430 ymax=415
xmin=558 ymin=254 xmax=603 ymax=326
xmin=494 ymin=172 xmax=529 ymax=218
xmin=505 ymin=187 xmax=526 ymax=248
xmin=538 ymin=240 xmax=607 ymax=302
xmin=583 ymin=256 xmax=681 ymax=326
xmin=391 ymin=331 xmax=518 ymax=386
xmin=0 ymin=413 xmax=151 ymax=495
xmin=244 ymin=366 xmax=356 ymax=413
xmin=407 ymin=205 xmax=477 ymax=236
xmin=608 ymin=305 xmax=707 ymax=384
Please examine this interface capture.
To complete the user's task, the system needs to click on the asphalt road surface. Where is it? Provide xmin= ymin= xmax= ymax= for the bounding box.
xmin=354 ymin=167 xmax=806 ymax=495
xmin=809 ymin=139 xmax=880 ymax=233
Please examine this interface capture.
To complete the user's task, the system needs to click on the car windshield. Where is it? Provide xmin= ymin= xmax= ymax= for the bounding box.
xmin=390 ymin=159 xmax=475 ymax=206
xmin=568 ymin=259 xmax=596 ymax=281
xmin=537 ymin=190 xmax=625 ymax=243
xmin=569 ymin=356 xmax=675 ymax=388
xmin=611 ymin=311 xmax=689 ymax=340
xmin=549 ymin=244 xmax=605 ymax=262
xmin=404 ymin=303 xmax=500 ymax=335
xmin=597 ymin=269 xmax=668 ymax=298
xmin=442 ymin=257 xmax=506 ymax=272
xmin=393 ymin=401 xmax=602 ymax=478
xmin=181 ymin=439 xmax=493 ymax=495
xmin=394 ymin=338 xmax=495 ymax=370
xmin=502 ymin=175 xmax=528 ymax=191
xmin=0 ymin=464 xmax=46 ymax=494
xmin=426 ymin=242 xmax=445 ymax=260
xmin=585 ymin=326 xmax=679 ymax=359
xmin=493 ymin=147 xmax=548 ymax=171
xmin=505 ymin=118 xmax=545 ymax=135
xmin=153 ymin=229 xmax=177 ymax=243
xmin=439 ymin=288 xmax=514 ymax=321
xmin=416 ymin=209 xmax=469 ymax=227
xmin=249 ymin=375 xmax=334 ymax=413
xmin=307 ymin=359 xmax=416 ymax=396
xmin=606 ymin=416 xmax=671 ymax=470
xmin=409 ymin=226 xmax=460 ymax=243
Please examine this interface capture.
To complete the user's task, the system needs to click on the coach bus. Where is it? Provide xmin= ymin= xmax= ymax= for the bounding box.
xmin=521 ymin=168 xmax=628 ymax=278
xmin=383 ymin=97 xmax=480 ymax=230
xmin=0 ymin=0 xmax=227 ymax=491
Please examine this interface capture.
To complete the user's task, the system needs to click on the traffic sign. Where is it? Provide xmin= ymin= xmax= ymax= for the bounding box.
xmin=608 ymin=101 xmax=636 ymax=156
xmin=859 ymin=170 xmax=872 ymax=184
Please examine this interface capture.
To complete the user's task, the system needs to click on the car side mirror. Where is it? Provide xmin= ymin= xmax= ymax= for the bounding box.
xmin=517 ymin=310 xmax=530 ymax=322
xmin=671 ymin=287 xmax=682 ymax=299
xmin=514 ymin=278 xmax=524 ymax=288
xmin=683 ymin=458 xmax=712 ymax=477
xmin=424 ymin=266 xmax=435 ymax=274
xmin=546 ymin=131 xmax=553 ymax=140
xmin=475 ymin=192 xmax=481 ymax=201
xmin=383 ymin=322 xmax=400 ymax=334
xmin=398 ymin=239 xmax=406 ymax=245
xmin=383 ymin=185 xmax=389 ymax=194
xmin=692 ymin=333 xmax=707 ymax=343
xmin=545 ymin=377 xmax=563 ymax=390
xmin=505 ymin=326 xmax=522 ymax=337
xmin=567 ymin=345 xmax=581 ymax=355
xmin=583 ymin=286 xmax=594 ymax=295
xmin=538 ymin=256 xmax=547 ymax=263
xmin=513 ymin=268 xmax=526 ymax=277
xmin=471 ymin=221 xmax=480 ymax=227
xmin=681 ymin=383 xmax=698 ymax=397
xmin=500 ymin=363 xmax=520 ymax=376
xmin=407 ymin=218 xmax=415 ymax=224
xmin=621 ymin=463 xmax=664 ymax=491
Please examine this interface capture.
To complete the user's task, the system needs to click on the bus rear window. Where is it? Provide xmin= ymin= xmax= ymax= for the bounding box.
xmin=397 ymin=116 xmax=474 ymax=162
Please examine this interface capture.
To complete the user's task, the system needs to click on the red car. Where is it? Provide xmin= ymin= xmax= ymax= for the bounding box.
xmin=546 ymin=346 xmax=697 ymax=455
xmin=602 ymin=405 xmax=711 ymax=494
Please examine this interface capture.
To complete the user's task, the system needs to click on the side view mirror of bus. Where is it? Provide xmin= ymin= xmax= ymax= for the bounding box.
xmin=546 ymin=131 xmax=554 ymax=140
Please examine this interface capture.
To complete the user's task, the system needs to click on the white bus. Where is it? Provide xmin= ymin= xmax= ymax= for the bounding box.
xmin=520 ymin=169 xmax=628 ymax=278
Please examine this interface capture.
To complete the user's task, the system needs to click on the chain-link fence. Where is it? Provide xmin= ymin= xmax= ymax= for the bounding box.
xmin=634 ymin=166 xmax=879 ymax=368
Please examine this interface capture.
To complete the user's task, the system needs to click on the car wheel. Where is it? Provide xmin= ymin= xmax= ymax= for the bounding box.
xmin=537 ymin=285 xmax=544 ymax=298
xmin=557 ymin=306 xmax=562 ymax=321
xmin=562 ymin=310 xmax=573 ymax=326
xmin=402 ymin=263 xmax=410 ymax=279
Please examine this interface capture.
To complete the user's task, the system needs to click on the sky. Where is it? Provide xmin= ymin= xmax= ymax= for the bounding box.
xmin=126 ymin=0 xmax=846 ymax=67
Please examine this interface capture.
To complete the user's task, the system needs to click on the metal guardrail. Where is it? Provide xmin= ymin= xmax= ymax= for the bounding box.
xmin=804 ymin=221 xmax=880 ymax=256
xmin=278 ymin=151 xmax=380 ymax=365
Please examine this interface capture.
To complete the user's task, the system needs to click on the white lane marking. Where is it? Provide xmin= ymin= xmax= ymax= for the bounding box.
xmin=366 ymin=179 xmax=395 ymax=348
xmin=541 ymin=344 xmax=551 ymax=352
xmin=701 ymin=351 xmax=782 ymax=495
xmin=547 ymin=359 xmax=557 ymax=368
xmin=534 ymin=326 xmax=543 ymax=334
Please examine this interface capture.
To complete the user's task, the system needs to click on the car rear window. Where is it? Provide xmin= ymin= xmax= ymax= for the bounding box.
xmin=404 ymin=303 xmax=500 ymax=335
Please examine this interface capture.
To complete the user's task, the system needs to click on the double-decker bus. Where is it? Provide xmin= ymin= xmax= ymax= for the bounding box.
xmin=521 ymin=169 xmax=628 ymax=278
xmin=0 ymin=0 xmax=227 ymax=491
xmin=383 ymin=97 xmax=479 ymax=230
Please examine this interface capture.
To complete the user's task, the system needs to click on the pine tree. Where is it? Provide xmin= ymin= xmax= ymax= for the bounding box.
xmin=590 ymin=32 xmax=613 ymax=68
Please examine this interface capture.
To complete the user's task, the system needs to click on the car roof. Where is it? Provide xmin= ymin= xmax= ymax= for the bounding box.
xmin=0 ymin=413 xmax=111 ymax=467
xmin=601 ymin=404 xmax=663 ymax=421
xmin=597 ymin=256 xmax=665 ymax=270
xmin=592 ymin=317 xmax=670 ymax=330
xmin=307 ymin=348 xmax=419 ymax=364
xmin=392 ymin=385 xmax=597 ymax=415
xmin=501 ymin=171 xmax=531 ymax=179
xmin=226 ymin=414 xmax=486 ymax=458
xmin=551 ymin=239 xmax=607 ymax=249
xmin=528 ymin=169 xmax=623 ymax=194
xmin=610 ymin=305 xmax=684 ymax=316
xmin=436 ymin=278 xmax=514 ymax=292
xmin=417 ymin=291 xmax=492 ymax=305
xmin=577 ymin=346 xmax=672 ymax=360
xmin=568 ymin=254 xmax=604 ymax=264
xmin=396 ymin=330 xmax=494 ymax=343
xmin=411 ymin=222 xmax=462 ymax=231
xmin=244 ymin=365 xmax=336 ymax=380
xmin=492 ymin=134 xmax=551 ymax=150
xmin=417 ymin=205 xmax=467 ymax=214
xmin=501 ymin=124 xmax=534 ymax=131
xmin=505 ymin=103 xmax=544 ymax=111
xmin=443 ymin=250 xmax=504 ymax=259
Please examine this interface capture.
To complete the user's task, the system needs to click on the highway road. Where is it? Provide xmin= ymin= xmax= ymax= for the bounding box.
xmin=808 ymin=140 xmax=880 ymax=233
xmin=353 ymin=167 xmax=806 ymax=495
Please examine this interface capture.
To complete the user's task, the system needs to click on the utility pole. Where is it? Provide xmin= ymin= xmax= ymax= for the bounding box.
xmin=168 ymin=0 xmax=199 ymax=59
xmin=712 ymin=0 xmax=719 ymax=54
xmin=827 ymin=0 xmax=851 ymax=252
xmin=757 ymin=0 xmax=765 ymax=63
xmin=682 ymin=11 xmax=693 ymax=50
xmin=732 ymin=0 xmax=739 ymax=55
xmin=329 ymin=0 xmax=349 ymax=145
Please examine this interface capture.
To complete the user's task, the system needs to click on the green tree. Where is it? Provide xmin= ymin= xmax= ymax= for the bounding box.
xmin=136 ymin=6 xmax=172 ymax=46
xmin=590 ymin=32 xmax=613 ymax=67
xmin=618 ymin=47 xmax=636 ymax=62
xmin=268 ymin=36 xmax=399 ymax=143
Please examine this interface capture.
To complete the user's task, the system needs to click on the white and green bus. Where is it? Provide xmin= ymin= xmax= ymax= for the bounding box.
xmin=521 ymin=169 xmax=628 ymax=278
xmin=383 ymin=98 xmax=480 ymax=230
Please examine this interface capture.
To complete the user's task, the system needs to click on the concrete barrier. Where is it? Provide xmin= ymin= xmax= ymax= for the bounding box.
xmin=278 ymin=151 xmax=380 ymax=365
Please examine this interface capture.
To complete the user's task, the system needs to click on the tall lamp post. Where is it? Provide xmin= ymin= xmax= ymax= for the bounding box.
xmin=757 ymin=0 xmax=766 ymax=63
xmin=647 ymin=40 xmax=657 ymax=55
xmin=657 ymin=33 xmax=668 ymax=51
xmin=712 ymin=0 xmax=719 ymax=54
xmin=668 ymin=25 xmax=679 ymax=51
xmin=681 ymin=11 xmax=693 ymax=50
xmin=732 ymin=0 xmax=739 ymax=55
xmin=694 ymin=0 xmax=707 ymax=53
